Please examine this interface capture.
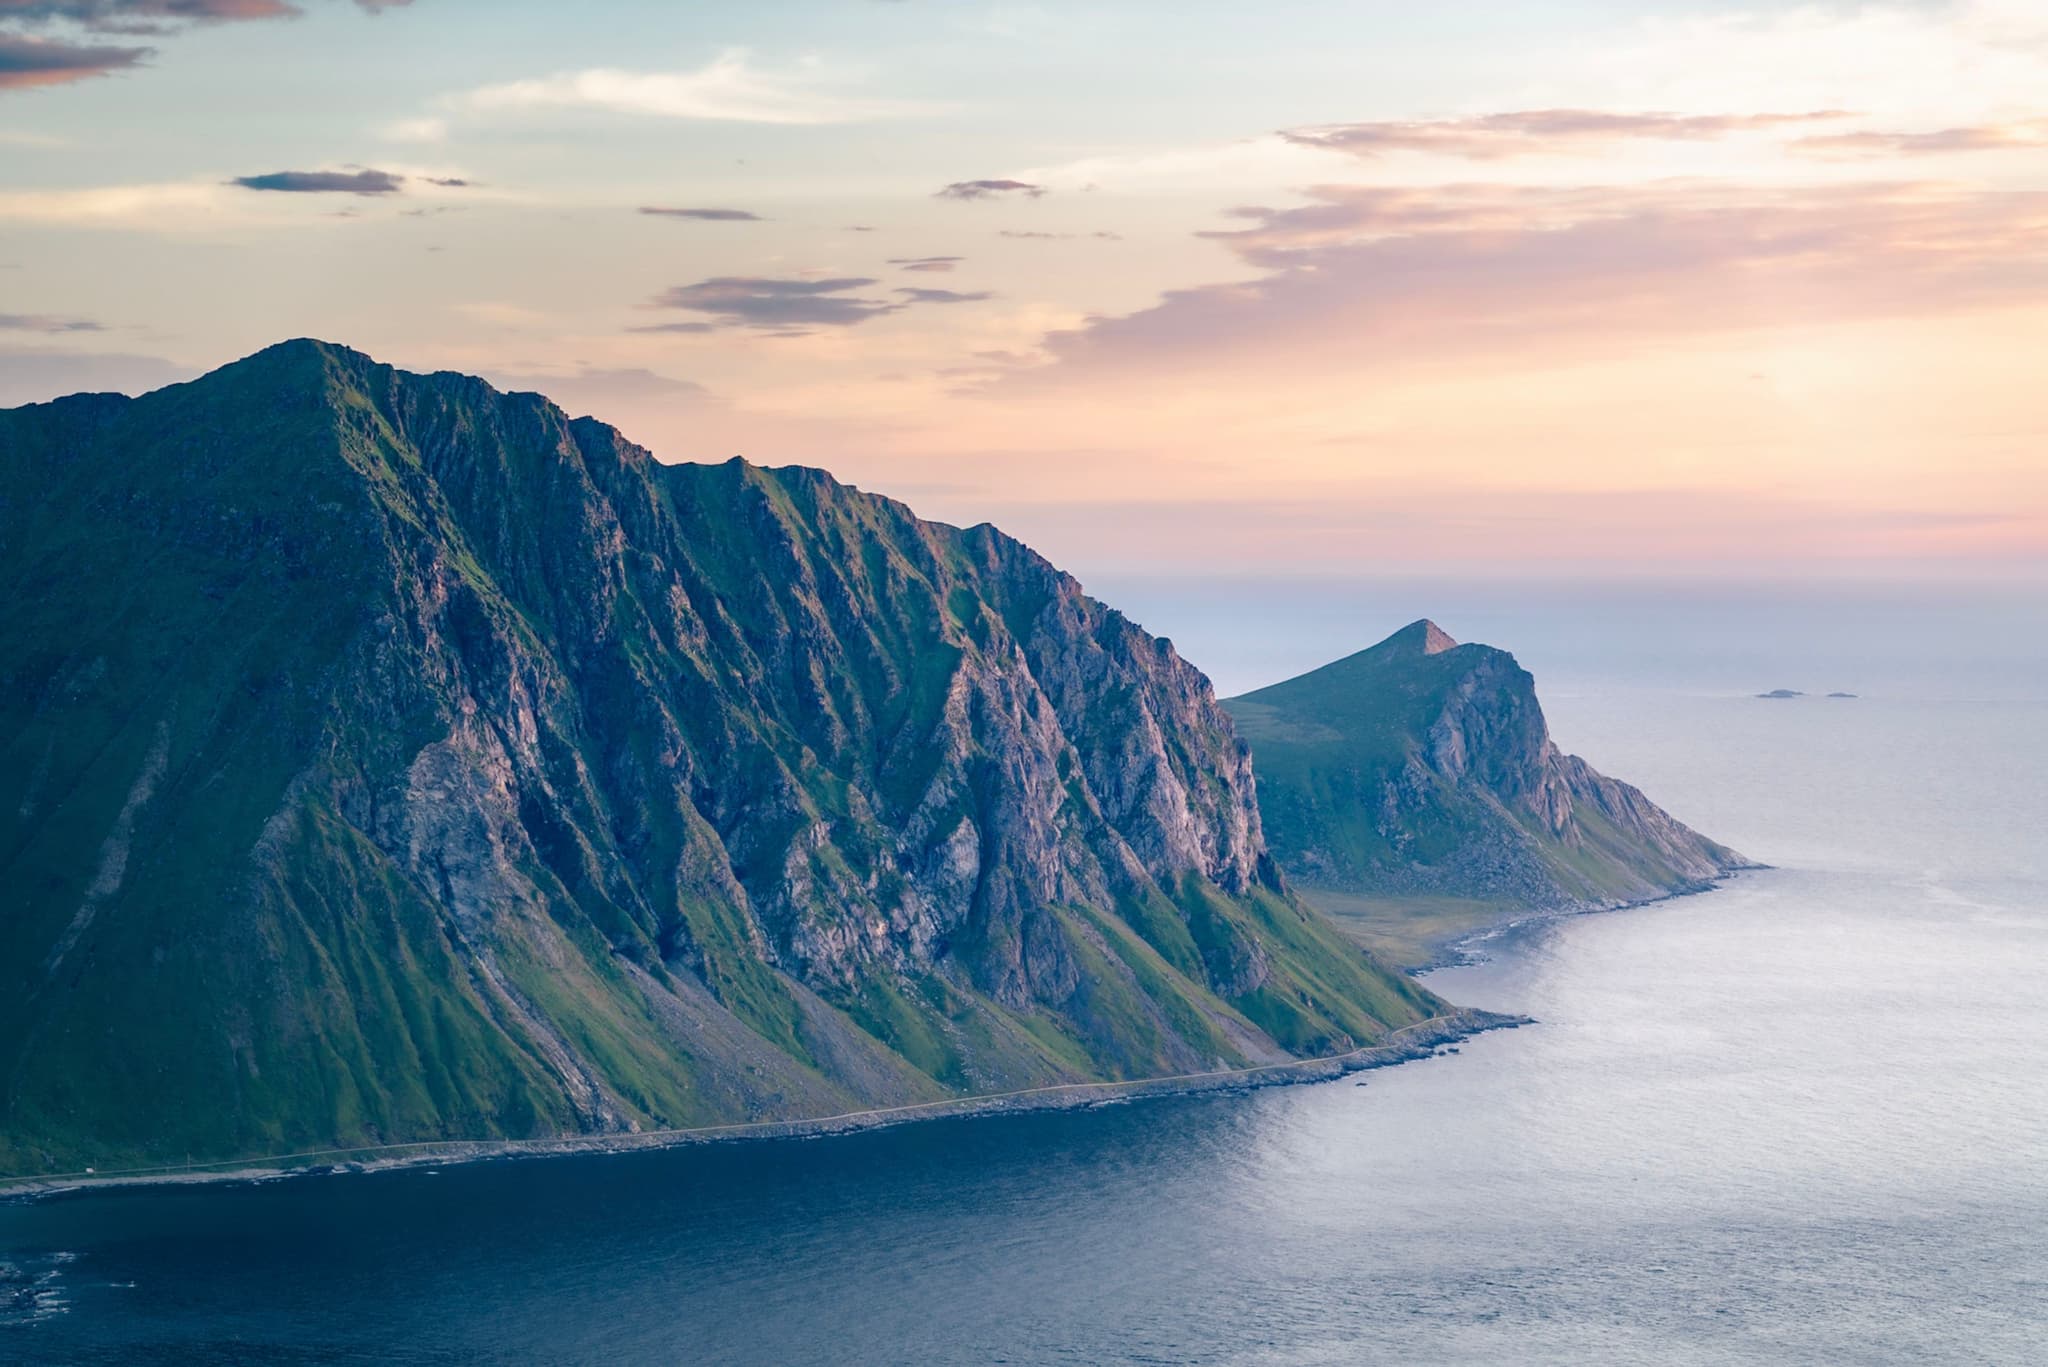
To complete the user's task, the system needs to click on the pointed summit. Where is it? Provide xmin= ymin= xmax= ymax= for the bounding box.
xmin=1416 ymin=620 xmax=1458 ymax=655
xmin=1223 ymin=623 xmax=1748 ymax=966
xmin=1370 ymin=619 xmax=1460 ymax=657
xmin=0 ymin=338 xmax=1448 ymax=1172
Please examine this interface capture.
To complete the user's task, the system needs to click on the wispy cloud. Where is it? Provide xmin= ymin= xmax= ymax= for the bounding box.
xmin=0 ymin=311 xmax=103 ymax=332
xmin=1280 ymin=109 xmax=1852 ymax=161
xmin=1009 ymin=179 xmax=2048 ymax=385
xmin=1793 ymin=120 xmax=2048 ymax=158
xmin=638 ymin=206 xmax=765 ymax=221
xmin=642 ymin=272 xmax=997 ymax=331
xmin=894 ymin=287 xmax=994 ymax=304
xmin=936 ymin=178 xmax=1043 ymax=200
xmin=0 ymin=33 xmax=149 ymax=89
xmin=456 ymin=51 xmax=935 ymax=125
xmin=0 ymin=163 xmax=472 ymax=228
xmin=1 ymin=0 xmax=407 ymax=28
xmin=647 ymin=276 xmax=905 ymax=331
xmin=999 ymin=229 xmax=1121 ymax=240
xmin=0 ymin=2 xmax=407 ymax=92
xmin=229 ymin=167 xmax=404 ymax=194
xmin=0 ymin=0 xmax=293 ymax=32
xmin=888 ymin=255 xmax=962 ymax=272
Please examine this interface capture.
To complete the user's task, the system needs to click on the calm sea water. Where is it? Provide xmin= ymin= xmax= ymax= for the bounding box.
xmin=5 ymin=588 xmax=2045 ymax=1365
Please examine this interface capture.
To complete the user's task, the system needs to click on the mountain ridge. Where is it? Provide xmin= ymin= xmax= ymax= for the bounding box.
xmin=1224 ymin=620 xmax=1749 ymax=963
xmin=0 ymin=339 xmax=1443 ymax=1173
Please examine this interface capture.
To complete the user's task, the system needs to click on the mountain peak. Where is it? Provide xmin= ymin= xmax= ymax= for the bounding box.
xmin=1373 ymin=619 xmax=1460 ymax=656
xmin=0 ymin=341 xmax=1447 ymax=1170
xmin=237 ymin=336 xmax=371 ymax=371
xmin=1222 ymin=623 xmax=1748 ymax=961
xmin=1416 ymin=619 xmax=1459 ymax=654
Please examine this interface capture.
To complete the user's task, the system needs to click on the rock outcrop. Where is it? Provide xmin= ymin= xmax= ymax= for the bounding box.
xmin=0 ymin=341 xmax=1439 ymax=1173
xmin=1224 ymin=620 xmax=1748 ymax=911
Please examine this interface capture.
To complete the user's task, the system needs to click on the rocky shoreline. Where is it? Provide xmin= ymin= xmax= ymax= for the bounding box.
xmin=1419 ymin=866 xmax=1770 ymax=974
xmin=0 ymin=1007 xmax=1526 ymax=1204
xmin=1 ymin=820 xmax=1760 ymax=1206
xmin=1 ymin=344 xmax=1450 ymax=1164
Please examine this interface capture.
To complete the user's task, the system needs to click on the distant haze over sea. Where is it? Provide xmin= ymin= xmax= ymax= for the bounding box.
xmin=1085 ymin=576 xmax=2048 ymax=703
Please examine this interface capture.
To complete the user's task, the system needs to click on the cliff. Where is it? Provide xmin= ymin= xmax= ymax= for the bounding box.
xmin=0 ymin=341 xmax=1441 ymax=1173
xmin=1224 ymin=621 xmax=1748 ymax=961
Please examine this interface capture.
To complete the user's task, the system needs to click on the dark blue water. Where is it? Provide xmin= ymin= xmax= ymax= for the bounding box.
xmin=6 ymin=607 xmax=2045 ymax=1364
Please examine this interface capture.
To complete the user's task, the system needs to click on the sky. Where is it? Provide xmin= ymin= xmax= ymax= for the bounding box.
xmin=3 ymin=0 xmax=2046 ymax=582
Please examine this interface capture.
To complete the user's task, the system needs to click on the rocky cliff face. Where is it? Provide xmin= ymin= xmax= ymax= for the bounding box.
xmin=1225 ymin=621 xmax=1748 ymax=911
xmin=0 ymin=341 xmax=1437 ymax=1172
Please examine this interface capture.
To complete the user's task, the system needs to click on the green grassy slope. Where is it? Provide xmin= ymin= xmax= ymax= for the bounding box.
xmin=0 ymin=341 xmax=1443 ymax=1173
xmin=1225 ymin=620 xmax=1747 ymax=965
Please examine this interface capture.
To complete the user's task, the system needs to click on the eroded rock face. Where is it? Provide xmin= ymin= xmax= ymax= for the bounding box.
xmin=301 ymin=367 xmax=1288 ymax=1009
xmin=350 ymin=383 xmax=1285 ymax=1006
xmin=0 ymin=340 xmax=1438 ymax=1171
xmin=1227 ymin=620 xmax=1750 ymax=911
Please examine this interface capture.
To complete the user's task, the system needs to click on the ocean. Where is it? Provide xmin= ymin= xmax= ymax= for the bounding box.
xmin=5 ymin=580 xmax=2044 ymax=1365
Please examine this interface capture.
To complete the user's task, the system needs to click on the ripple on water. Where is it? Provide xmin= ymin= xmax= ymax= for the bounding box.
xmin=0 ymin=1251 xmax=76 ymax=1327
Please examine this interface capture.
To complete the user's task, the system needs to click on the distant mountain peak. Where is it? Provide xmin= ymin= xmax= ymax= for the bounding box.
xmin=1370 ymin=619 xmax=1461 ymax=657
xmin=232 ymin=335 xmax=367 ymax=372
xmin=1223 ymin=626 xmax=1749 ymax=949
xmin=1417 ymin=620 xmax=1459 ymax=654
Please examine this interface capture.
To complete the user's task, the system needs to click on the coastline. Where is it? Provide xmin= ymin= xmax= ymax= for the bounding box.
xmin=1 ymin=874 xmax=1761 ymax=1205
xmin=1412 ymin=865 xmax=1771 ymax=974
xmin=0 ymin=1007 xmax=1527 ymax=1204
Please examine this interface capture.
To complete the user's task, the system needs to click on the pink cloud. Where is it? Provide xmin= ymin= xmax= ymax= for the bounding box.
xmin=1281 ymin=109 xmax=1853 ymax=160
xmin=1792 ymin=121 xmax=2048 ymax=158
xmin=0 ymin=33 xmax=148 ymax=88
xmin=1008 ymin=180 xmax=2048 ymax=383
